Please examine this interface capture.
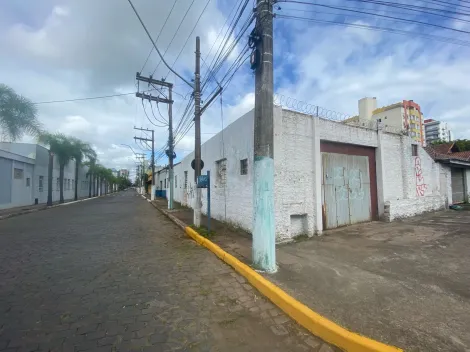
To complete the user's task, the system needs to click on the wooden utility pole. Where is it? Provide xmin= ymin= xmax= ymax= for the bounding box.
xmin=194 ymin=36 xmax=202 ymax=227
xmin=135 ymin=73 xmax=174 ymax=208
xmin=252 ymin=0 xmax=276 ymax=272
xmin=134 ymin=127 xmax=154 ymax=199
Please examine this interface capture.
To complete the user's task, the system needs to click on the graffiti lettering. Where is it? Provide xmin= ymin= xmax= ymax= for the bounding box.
xmin=414 ymin=157 xmax=427 ymax=197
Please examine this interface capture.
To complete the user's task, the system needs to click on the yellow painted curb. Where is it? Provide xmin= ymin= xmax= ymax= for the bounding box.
xmin=185 ymin=226 xmax=403 ymax=352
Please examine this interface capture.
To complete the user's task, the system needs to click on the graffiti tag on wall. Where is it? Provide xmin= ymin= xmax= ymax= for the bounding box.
xmin=414 ymin=157 xmax=427 ymax=196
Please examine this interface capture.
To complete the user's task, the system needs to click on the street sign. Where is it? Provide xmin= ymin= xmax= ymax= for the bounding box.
xmin=197 ymin=175 xmax=209 ymax=188
xmin=191 ymin=159 xmax=204 ymax=170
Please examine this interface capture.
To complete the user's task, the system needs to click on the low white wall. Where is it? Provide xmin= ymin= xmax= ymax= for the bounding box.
xmin=380 ymin=133 xmax=447 ymax=221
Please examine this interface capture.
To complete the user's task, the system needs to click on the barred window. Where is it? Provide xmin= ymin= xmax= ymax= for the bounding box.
xmin=240 ymin=159 xmax=248 ymax=175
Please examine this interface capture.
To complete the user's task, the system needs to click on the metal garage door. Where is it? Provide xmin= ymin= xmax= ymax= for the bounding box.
xmin=322 ymin=153 xmax=371 ymax=229
xmin=451 ymin=168 xmax=465 ymax=204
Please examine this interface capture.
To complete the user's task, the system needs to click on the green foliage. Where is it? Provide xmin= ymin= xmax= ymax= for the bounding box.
xmin=38 ymin=132 xmax=75 ymax=167
xmin=190 ymin=225 xmax=216 ymax=238
xmin=431 ymin=139 xmax=450 ymax=145
xmin=0 ymin=84 xmax=42 ymax=141
xmin=454 ymin=139 xmax=470 ymax=152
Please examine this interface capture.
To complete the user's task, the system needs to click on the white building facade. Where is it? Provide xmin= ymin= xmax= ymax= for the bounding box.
xmin=156 ymin=107 xmax=467 ymax=242
xmin=0 ymin=143 xmax=92 ymax=210
xmin=424 ymin=119 xmax=452 ymax=144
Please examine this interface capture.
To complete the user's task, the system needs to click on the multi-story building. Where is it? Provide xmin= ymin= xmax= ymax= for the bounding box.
xmin=119 ymin=169 xmax=129 ymax=178
xmin=424 ymin=119 xmax=453 ymax=144
xmin=358 ymin=97 xmax=425 ymax=145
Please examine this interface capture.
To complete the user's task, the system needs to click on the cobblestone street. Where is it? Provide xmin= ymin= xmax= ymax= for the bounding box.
xmin=0 ymin=190 xmax=334 ymax=352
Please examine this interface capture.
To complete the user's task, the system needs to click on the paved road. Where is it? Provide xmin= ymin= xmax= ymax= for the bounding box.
xmin=0 ymin=190 xmax=334 ymax=352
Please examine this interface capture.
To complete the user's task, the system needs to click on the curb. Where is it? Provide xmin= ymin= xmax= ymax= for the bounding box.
xmin=148 ymin=201 xmax=402 ymax=352
xmin=0 ymin=193 xmax=114 ymax=221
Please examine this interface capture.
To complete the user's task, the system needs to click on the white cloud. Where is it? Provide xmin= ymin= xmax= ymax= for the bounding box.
xmin=1 ymin=0 xmax=469 ymax=173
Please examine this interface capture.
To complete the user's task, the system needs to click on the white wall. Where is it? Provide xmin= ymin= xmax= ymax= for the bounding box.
xmin=158 ymin=109 xmax=255 ymax=232
xmin=156 ymin=107 xmax=453 ymax=242
xmin=274 ymin=108 xmax=317 ymax=241
xmin=380 ymin=133 xmax=447 ymax=221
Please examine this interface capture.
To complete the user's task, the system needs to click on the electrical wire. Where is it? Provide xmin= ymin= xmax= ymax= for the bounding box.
xmin=281 ymin=0 xmax=470 ymax=33
xmin=164 ymin=0 xmax=213 ymax=80
xmin=279 ymin=5 xmax=470 ymax=24
xmin=127 ymin=0 xmax=193 ymax=87
xmin=140 ymin=0 xmax=179 ymax=74
xmin=276 ymin=14 xmax=470 ymax=46
xmin=151 ymin=0 xmax=196 ymax=76
xmin=142 ymin=100 xmax=167 ymax=127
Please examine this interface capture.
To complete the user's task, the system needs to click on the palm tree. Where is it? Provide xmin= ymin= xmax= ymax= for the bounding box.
xmin=0 ymin=84 xmax=42 ymax=141
xmin=38 ymin=133 xmax=74 ymax=204
xmin=84 ymin=158 xmax=98 ymax=198
xmin=70 ymin=138 xmax=96 ymax=201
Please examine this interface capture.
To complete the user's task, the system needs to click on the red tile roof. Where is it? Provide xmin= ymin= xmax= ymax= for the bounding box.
xmin=425 ymin=143 xmax=470 ymax=162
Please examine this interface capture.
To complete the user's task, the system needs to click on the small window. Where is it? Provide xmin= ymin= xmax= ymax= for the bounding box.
xmin=164 ymin=178 xmax=167 ymax=188
xmin=184 ymin=171 xmax=188 ymax=189
xmin=39 ymin=176 xmax=44 ymax=192
xmin=160 ymin=180 xmax=163 ymax=190
xmin=14 ymin=168 xmax=23 ymax=179
xmin=412 ymin=144 xmax=418 ymax=156
xmin=240 ymin=159 xmax=248 ymax=175
xmin=26 ymin=178 xmax=31 ymax=187
xmin=216 ymin=158 xmax=227 ymax=186
xmin=175 ymin=175 xmax=177 ymax=188
xmin=56 ymin=178 xmax=60 ymax=191
xmin=68 ymin=179 xmax=70 ymax=190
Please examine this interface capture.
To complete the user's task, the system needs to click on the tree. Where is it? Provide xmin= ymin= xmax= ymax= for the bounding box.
xmin=70 ymin=137 xmax=96 ymax=201
xmin=84 ymin=157 xmax=98 ymax=198
xmin=0 ymin=84 xmax=42 ymax=141
xmin=38 ymin=133 xmax=74 ymax=204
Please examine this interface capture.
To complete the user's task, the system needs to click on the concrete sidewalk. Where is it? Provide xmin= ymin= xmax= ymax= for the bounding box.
xmin=152 ymin=198 xmax=470 ymax=352
xmin=0 ymin=195 xmax=102 ymax=220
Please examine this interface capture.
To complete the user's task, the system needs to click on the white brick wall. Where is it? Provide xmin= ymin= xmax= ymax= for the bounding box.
xmin=274 ymin=109 xmax=316 ymax=241
xmin=157 ymin=107 xmax=452 ymax=242
xmin=381 ymin=133 xmax=447 ymax=221
xmin=158 ymin=110 xmax=255 ymax=232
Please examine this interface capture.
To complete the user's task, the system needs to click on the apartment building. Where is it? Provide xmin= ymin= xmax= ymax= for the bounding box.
xmin=358 ymin=97 xmax=425 ymax=145
xmin=424 ymin=119 xmax=453 ymax=144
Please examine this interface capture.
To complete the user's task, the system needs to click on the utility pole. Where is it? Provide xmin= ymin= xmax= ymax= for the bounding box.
xmin=194 ymin=36 xmax=202 ymax=227
xmin=167 ymin=87 xmax=174 ymax=210
xmin=134 ymin=128 xmax=154 ymax=199
xmin=136 ymin=73 xmax=174 ymax=209
xmin=252 ymin=0 xmax=276 ymax=272
xmin=135 ymin=154 xmax=145 ymax=194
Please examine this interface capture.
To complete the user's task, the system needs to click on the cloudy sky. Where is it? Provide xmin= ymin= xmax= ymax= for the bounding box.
xmin=1 ymin=0 xmax=469 ymax=179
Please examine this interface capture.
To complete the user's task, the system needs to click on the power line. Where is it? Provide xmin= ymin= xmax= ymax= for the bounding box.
xmin=33 ymin=91 xmax=137 ymax=105
xmin=140 ymin=0 xmax=179 ymax=74
xmin=279 ymin=4 xmax=470 ymax=24
xmin=126 ymin=0 xmax=193 ymax=87
xmin=164 ymin=0 xmax=212 ymax=80
xmin=282 ymin=0 xmax=470 ymax=33
xmin=277 ymin=14 xmax=470 ymax=46
xmin=151 ymin=0 xmax=196 ymax=76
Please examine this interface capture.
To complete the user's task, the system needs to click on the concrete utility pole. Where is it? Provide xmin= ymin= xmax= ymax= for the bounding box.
xmin=167 ymin=87 xmax=174 ymax=210
xmin=194 ymin=36 xmax=202 ymax=227
xmin=134 ymin=128 xmax=154 ymax=199
xmin=252 ymin=0 xmax=276 ymax=272
xmin=135 ymin=73 xmax=174 ymax=208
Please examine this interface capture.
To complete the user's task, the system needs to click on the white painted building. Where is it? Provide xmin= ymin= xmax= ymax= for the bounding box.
xmin=424 ymin=119 xmax=453 ymax=144
xmin=0 ymin=143 xmax=92 ymax=210
xmin=155 ymin=107 xmax=469 ymax=242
